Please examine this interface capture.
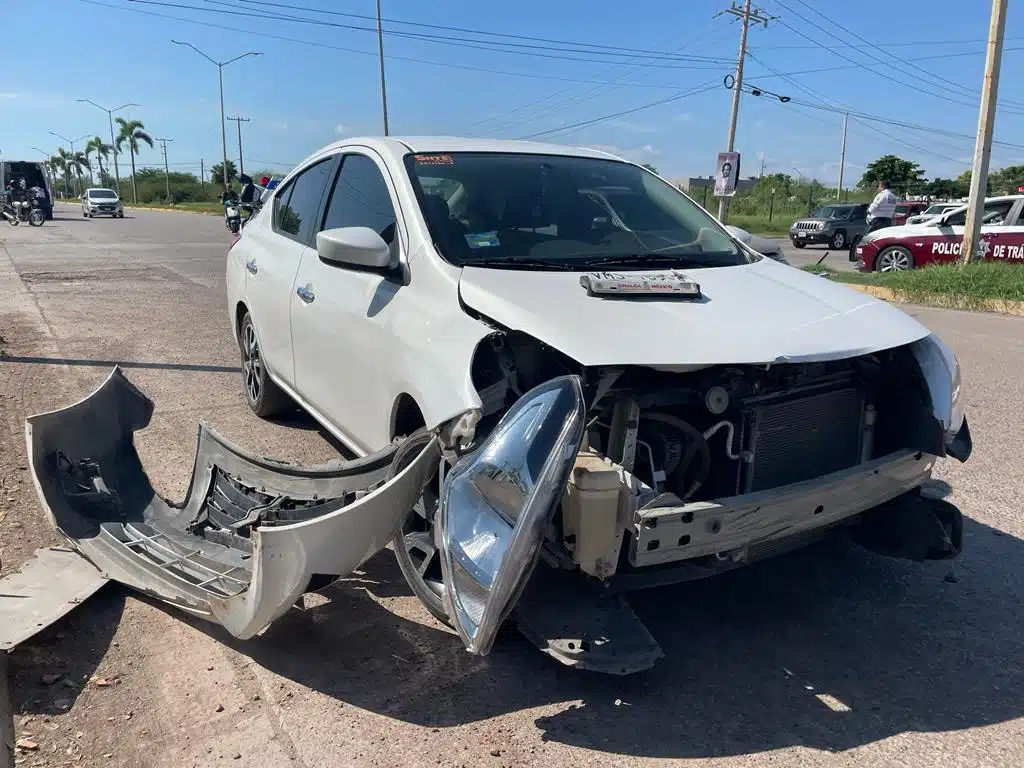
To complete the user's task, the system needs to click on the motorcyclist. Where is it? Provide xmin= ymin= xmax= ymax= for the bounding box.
xmin=221 ymin=185 xmax=238 ymax=205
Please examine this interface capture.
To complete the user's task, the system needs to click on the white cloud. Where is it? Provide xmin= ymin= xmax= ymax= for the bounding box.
xmin=584 ymin=143 xmax=661 ymax=163
xmin=334 ymin=124 xmax=348 ymax=135
xmin=674 ymin=113 xmax=692 ymax=122
xmin=606 ymin=119 xmax=664 ymax=134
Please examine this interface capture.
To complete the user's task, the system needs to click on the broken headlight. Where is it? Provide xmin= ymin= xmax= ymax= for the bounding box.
xmin=436 ymin=376 xmax=585 ymax=656
xmin=911 ymin=333 xmax=965 ymax=441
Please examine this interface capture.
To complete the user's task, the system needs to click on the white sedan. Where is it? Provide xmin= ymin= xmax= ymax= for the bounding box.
xmin=29 ymin=137 xmax=973 ymax=674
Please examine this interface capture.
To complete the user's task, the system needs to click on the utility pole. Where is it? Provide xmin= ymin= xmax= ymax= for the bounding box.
xmin=226 ymin=116 xmax=250 ymax=178
xmin=716 ymin=0 xmax=772 ymax=223
xmin=376 ymin=0 xmax=390 ymax=135
xmin=837 ymin=112 xmax=848 ymax=200
xmin=200 ymin=158 xmax=205 ymax=191
xmin=172 ymin=41 xmax=262 ymax=189
xmin=758 ymin=152 xmax=765 ymax=178
xmin=156 ymin=138 xmax=174 ymax=199
xmin=77 ymin=99 xmax=138 ymax=196
xmin=962 ymin=0 xmax=1008 ymax=265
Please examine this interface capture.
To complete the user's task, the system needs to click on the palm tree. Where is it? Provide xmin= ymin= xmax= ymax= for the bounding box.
xmin=85 ymin=136 xmax=112 ymax=187
xmin=54 ymin=149 xmax=73 ymax=198
xmin=70 ymin=152 xmax=90 ymax=196
xmin=114 ymin=117 xmax=153 ymax=203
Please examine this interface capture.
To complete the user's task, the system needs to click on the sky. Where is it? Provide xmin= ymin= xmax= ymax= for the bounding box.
xmin=5 ymin=0 xmax=1024 ymax=186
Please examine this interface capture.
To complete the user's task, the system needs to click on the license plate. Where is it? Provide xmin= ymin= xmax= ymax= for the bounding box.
xmin=580 ymin=270 xmax=701 ymax=298
xmin=798 ymin=231 xmax=807 ymax=238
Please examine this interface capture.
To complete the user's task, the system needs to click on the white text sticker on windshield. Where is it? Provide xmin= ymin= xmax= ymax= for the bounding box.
xmin=579 ymin=271 xmax=701 ymax=298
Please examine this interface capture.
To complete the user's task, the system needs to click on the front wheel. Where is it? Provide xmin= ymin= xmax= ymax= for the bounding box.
xmin=792 ymin=240 xmax=806 ymax=249
xmin=830 ymin=230 xmax=847 ymax=249
xmin=392 ymin=428 xmax=450 ymax=625
xmin=229 ymin=219 xmax=240 ymax=234
xmin=875 ymin=245 xmax=914 ymax=272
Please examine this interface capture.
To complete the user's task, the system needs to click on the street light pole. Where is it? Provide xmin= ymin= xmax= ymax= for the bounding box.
xmin=172 ymin=41 xmax=262 ymax=189
xmin=77 ymin=99 xmax=139 ymax=196
xmin=376 ymin=0 xmax=390 ymax=135
xmin=961 ymin=0 xmax=1008 ymax=265
xmin=837 ymin=112 xmax=848 ymax=200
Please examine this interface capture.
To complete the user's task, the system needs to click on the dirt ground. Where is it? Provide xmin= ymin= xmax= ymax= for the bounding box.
xmin=1 ymin=206 xmax=1022 ymax=768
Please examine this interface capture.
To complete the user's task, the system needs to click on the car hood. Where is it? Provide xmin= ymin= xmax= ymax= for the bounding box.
xmin=89 ymin=198 xmax=120 ymax=204
xmin=457 ymin=258 xmax=931 ymax=369
xmin=862 ymin=221 xmax=943 ymax=242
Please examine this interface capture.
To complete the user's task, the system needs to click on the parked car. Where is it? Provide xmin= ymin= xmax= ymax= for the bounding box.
xmin=905 ymin=201 xmax=962 ymax=226
xmin=1 ymin=160 xmax=54 ymax=220
xmin=789 ymin=203 xmax=869 ymax=249
xmin=725 ymin=224 xmax=788 ymax=263
xmin=855 ymin=194 xmax=1024 ymax=271
xmin=80 ymin=187 xmax=124 ymax=218
xmin=29 ymin=137 xmax=973 ymax=675
xmin=892 ymin=200 xmax=931 ymax=226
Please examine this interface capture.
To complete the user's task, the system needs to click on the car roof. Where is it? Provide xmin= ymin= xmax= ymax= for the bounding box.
xmin=304 ymin=135 xmax=628 ymax=165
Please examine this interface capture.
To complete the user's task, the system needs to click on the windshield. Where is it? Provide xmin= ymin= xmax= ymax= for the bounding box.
xmin=923 ymin=204 xmax=953 ymax=215
xmin=89 ymin=189 xmax=117 ymax=199
xmin=404 ymin=152 xmax=750 ymax=269
xmin=812 ymin=205 xmax=851 ymax=219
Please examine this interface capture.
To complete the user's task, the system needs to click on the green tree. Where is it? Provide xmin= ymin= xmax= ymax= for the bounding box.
xmin=641 ymin=163 xmax=659 ymax=175
xmin=50 ymin=152 xmax=69 ymax=198
xmin=85 ymin=137 xmax=112 ymax=188
xmin=858 ymin=155 xmax=926 ymax=195
xmin=210 ymin=160 xmax=238 ymax=186
xmin=70 ymin=151 xmax=91 ymax=195
xmin=115 ymin=117 xmax=154 ymax=203
xmin=989 ymin=165 xmax=1024 ymax=195
xmin=925 ymin=177 xmax=966 ymax=199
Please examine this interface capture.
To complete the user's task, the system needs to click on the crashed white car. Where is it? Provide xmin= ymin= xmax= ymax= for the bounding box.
xmin=28 ymin=138 xmax=971 ymax=674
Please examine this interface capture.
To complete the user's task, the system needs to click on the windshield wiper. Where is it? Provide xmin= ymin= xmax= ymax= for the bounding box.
xmin=462 ymin=256 xmax=579 ymax=271
xmin=567 ymin=253 xmax=725 ymax=269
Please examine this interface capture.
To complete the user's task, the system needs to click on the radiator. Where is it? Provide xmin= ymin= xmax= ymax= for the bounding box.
xmin=744 ymin=386 xmax=865 ymax=493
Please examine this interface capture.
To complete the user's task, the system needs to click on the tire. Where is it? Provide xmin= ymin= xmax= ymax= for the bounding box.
xmin=229 ymin=219 xmax=240 ymax=234
xmin=238 ymin=312 xmax=292 ymax=418
xmin=82 ymin=211 xmax=88 ymax=218
xmin=830 ymin=230 xmax=847 ymax=249
xmin=392 ymin=427 xmax=450 ymax=625
xmin=792 ymin=240 xmax=806 ymax=249
xmin=29 ymin=209 xmax=44 ymax=227
xmin=875 ymin=245 xmax=914 ymax=272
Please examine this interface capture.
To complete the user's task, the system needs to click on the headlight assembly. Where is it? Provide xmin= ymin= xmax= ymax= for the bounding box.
xmin=436 ymin=375 xmax=585 ymax=656
xmin=911 ymin=334 xmax=965 ymax=441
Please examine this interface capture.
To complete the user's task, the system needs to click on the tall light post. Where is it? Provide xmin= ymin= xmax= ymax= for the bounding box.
xmin=77 ymin=99 xmax=138 ymax=195
xmin=172 ymin=41 xmax=262 ymax=189
xmin=376 ymin=0 xmax=390 ymax=135
xmin=50 ymin=131 xmax=90 ymax=196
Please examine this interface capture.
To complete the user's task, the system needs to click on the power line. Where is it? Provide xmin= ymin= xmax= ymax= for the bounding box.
xmin=126 ymin=0 xmax=735 ymax=66
xmin=82 ymin=0 xmax=719 ymax=88
xmin=755 ymin=36 xmax=1024 ymax=50
xmin=517 ymin=80 xmax=721 ymax=140
xmin=784 ymin=0 xmax=1024 ymax=111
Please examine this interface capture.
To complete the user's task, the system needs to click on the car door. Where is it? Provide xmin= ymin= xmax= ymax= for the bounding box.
xmin=979 ymin=197 xmax=1024 ymax=263
xmin=290 ymin=151 xmax=406 ymax=454
xmin=243 ymin=155 xmax=338 ymax=389
xmin=925 ymin=198 xmax=1019 ymax=265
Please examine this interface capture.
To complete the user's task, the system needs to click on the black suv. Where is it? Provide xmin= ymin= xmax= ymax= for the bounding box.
xmin=788 ymin=203 xmax=869 ymax=250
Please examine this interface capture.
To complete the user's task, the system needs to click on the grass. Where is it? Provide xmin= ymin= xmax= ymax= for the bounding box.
xmin=126 ymin=200 xmax=223 ymax=214
xmin=801 ymin=261 xmax=1024 ymax=311
xmin=727 ymin=214 xmax=790 ymax=238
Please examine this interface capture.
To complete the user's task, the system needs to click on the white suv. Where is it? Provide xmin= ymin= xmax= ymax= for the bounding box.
xmin=81 ymin=187 xmax=124 ymax=218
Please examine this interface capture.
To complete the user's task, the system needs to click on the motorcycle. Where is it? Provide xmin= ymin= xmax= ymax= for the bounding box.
xmin=13 ymin=198 xmax=45 ymax=227
xmin=224 ymin=200 xmax=241 ymax=234
xmin=1 ymin=193 xmax=18 ymax=225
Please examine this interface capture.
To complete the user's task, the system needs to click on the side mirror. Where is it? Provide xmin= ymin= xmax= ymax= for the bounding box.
xmin=316 ymin=226 xmax=392 ymax=270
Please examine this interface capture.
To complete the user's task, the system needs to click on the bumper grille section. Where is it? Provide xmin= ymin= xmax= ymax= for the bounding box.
xmin=745 ymin=386 xmax=864 ymax=493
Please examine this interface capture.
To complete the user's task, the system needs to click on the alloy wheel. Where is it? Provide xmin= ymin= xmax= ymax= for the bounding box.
xmin=241 ymin=323 xmax=262 ymax=403
xmin=831 ymin=231 xmax=846 ymax=249
xmin=877 ymin=247 xmax=912 ymax=272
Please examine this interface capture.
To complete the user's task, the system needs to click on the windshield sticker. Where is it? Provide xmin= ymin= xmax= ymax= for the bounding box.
xmin=465 ymin=231 xmax=500 ymax=249
xmin=414 ymin=154 xmax=454 ymax=165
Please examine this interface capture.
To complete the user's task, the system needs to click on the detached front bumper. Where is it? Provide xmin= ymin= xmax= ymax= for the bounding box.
xmin=25 ymin=367 xmax=439 ymax=640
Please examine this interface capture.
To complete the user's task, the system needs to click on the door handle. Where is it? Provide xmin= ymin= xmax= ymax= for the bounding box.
xmin=245 ymin=259 xmax=258 ymax=275
xmin=296 ymin=285 xmax=315 ymax=304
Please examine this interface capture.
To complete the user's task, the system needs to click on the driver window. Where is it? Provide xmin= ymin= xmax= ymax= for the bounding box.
xmin=982 ymin=200 xmax=1015 ymax=225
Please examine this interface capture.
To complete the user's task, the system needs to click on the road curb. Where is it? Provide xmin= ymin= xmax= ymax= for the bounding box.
xmin=125 ymin=206 xmax=220 ymax=216
xmin=841 ymin=282 xmax=1024 ymax=317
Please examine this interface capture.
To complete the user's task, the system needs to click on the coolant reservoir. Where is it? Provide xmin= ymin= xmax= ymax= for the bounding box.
xmin=561 ymin=450 xmax=629 ymax=580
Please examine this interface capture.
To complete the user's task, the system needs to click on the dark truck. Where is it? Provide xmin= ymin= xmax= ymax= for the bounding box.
xmin=789 ymin=203 xmax=869 ymax=250
xmin=1 ymin=160 xmax=55 ymax=220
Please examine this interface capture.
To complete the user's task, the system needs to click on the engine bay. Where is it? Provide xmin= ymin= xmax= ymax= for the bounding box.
xmin=470 ymin=330 xmax=944 ymax=579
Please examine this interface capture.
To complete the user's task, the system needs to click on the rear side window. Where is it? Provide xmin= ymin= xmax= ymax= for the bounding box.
xmin=272 ymin=157 xmax=337 ymax=245
xmin=321 ymin=154 xmax=397 ymax=244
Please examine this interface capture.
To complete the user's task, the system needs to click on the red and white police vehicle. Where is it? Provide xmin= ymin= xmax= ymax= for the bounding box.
xmin=854 ymin=194 xmax=1024 ymax=271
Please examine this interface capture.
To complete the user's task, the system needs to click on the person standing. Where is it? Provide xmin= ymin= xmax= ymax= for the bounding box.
xmin=867 ymin=179 xmax=899 ymax=232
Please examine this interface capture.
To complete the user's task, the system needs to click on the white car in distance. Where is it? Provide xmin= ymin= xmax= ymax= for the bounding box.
xmin=220 ymin=137 xmax=973 ymax=670
xmin=81 ymin=187 xmax=125 ymax=218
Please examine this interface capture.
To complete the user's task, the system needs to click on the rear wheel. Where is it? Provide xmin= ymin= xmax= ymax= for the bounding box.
xmin=29 ymin=209 xmax=44 ymax=226
xmin=238 ymin=312 xmax=292 ymax=418
xmin=875 ymin=245 xmax=914 ymax=272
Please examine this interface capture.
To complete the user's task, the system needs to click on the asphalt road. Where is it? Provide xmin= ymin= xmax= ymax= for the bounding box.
xmin=1 ymin=206 xmax=1021 ymax=768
